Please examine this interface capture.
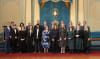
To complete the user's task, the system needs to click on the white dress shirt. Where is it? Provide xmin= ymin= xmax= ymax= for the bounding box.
xmin=14 ymin=29 xmax=16 ymax=34
xmin=30 ymin=30 xmax=32 ymax=36
xmin=37 ymin=29 xmax=39 ymax=38
xmin=7 ymin=27 xmax=10 ymax=32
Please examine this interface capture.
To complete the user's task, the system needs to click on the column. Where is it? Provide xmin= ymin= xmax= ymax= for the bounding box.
xmin=34 ymin=0 xmax=40 ymax=25
xmin=70 ymin=0 xmax=76 ymax=26
xmin=26 ymin=0 xmax=31 ymax=25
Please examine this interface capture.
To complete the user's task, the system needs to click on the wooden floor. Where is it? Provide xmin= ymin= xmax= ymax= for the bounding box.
xmin=0 ymin=56 xmax=100 ymax=59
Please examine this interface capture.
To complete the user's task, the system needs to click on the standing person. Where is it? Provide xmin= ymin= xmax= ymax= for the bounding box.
xmin=4 ymin=22 xmax=11 ymax=53
xmin=18 ymin=22 xmax=24 ymax=31
xmin=43 ymin=21 xmax=48 ymax=29
xmin=50 ymin=24 xmax=59 ymax=53
xmin=69 ymin=21 xmax=75 ymax=31
xmin=18 ymin=26 xmax=27 ymax=53
xmin=83 ymin=21 xmax=91 ymax=54
xmin=75 ymin=25 xmax=84 ymax=54
xmin=78 ymin=21 xmax=83 ymax=30
xmin=34 ymin=23 xmax=42 ymax=53
xmin=10 ymin=24 xmax=19 ymax=53
xmin=42 ymin=26 xmax=50 ymax=53
xmin=26 ymin=22 xmax=31 ymax=31
xmin=50 ymin=22 xmax=54 ymax=31
xmin=10 ymin=21 xmax=15 ymax=32
xmin=26 ymin=25 xmax=34 ymax=52
xmin=61 ymin=20 xmax=66 ymax=28
xmin=68 ymin=27 xmax=74 ymax=54
xmin=59 ymin=24 xmax=67 ymax=54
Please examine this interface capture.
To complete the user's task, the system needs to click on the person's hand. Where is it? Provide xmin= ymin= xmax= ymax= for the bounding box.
xmin=76 ymin=35 xmax=79 ymax=37
xmin=21 ymin=39 xmax=24 ymax=41
xmin=9 ymin=36 xmax=12 ymax=39
xmin=15 ymin=36 xmax=17 ymax=39
xmin=59 ymin=38 xmax=62 ymax=41
xmin=68 ymin=38 xmax=71 ymax=40
xmin=88 ymin=38 xmax=90 ymax=40
xmin=52 ymin=39 xmax=55 ymax=41
xmin=64 ymin=38 xmax=66 ymax=40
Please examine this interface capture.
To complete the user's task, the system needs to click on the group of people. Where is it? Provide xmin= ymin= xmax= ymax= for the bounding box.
xmin=4 ymin=20 xmax=91 ymax=54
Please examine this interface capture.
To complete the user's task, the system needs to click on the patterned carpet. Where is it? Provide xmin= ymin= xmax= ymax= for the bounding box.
xmin=0 ymin=51 xmax=100 ymax=57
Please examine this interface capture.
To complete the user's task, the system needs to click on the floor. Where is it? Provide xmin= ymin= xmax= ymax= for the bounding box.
xmin=0 ymin=51 xmax=100 ymax=59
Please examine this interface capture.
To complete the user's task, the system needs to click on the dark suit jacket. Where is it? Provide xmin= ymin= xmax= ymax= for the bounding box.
xmin=26 ymin=30 xmax=34 ymax=40
xmin=4 ymin=27 xmax=11 ymax=40
xmin=10 ymin=29 xmax=19 ymax=40
xmin=33 ymin=25 xmax=42 ymax=42
xmin=26 ymin=30 xmax=34 ymax=45
xmin=50 ymin=29 xmax=59 ymax=40
xmin=74 ymin=30 xmax=84 ymax=39
xmin=26 ymin=26 xmax=30 ymax=31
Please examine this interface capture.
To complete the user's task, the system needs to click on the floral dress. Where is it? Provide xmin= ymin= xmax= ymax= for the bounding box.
xmin=41 ymin=30 xmax=50 ymax=48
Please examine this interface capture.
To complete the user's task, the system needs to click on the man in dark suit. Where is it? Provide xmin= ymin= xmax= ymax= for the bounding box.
xmin=26 ymin=22 xmax=31 ymax=31
xmin=4 ymin=22 xmax=12 ymax=53
xmin=10 ymin=24 xmax=19 ymax=53
xmin=33 ymin=23 xmax=42 ymax=53
xmin=82 ymin=20 xmax=91 ymax=54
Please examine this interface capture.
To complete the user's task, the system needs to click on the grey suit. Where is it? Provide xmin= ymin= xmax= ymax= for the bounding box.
xmin=59 ymin=27 xmax=67 ymax=47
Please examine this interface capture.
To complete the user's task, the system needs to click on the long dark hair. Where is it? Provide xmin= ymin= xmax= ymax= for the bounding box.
xmin=20 ymin=22 xmax=24 ymax=27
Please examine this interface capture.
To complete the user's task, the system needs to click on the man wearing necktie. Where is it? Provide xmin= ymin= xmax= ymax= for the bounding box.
xmin=34 ymin=24 xmax=42 ymax=53
xmin=10 ymin=24 xmax=19 ymax=53
xmin=4 ymin=22 xmax=12 ymax=53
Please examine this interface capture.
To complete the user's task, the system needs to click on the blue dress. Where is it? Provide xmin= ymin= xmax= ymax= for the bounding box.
xmin=41 ymin=30 xmax=50 ymax=48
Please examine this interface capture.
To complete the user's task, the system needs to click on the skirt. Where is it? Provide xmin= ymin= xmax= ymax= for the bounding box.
xmin=41 ymin=41 xmax=50 ymax=48
xmin=59 ymin=39 xmax=67 ymax=47
xmin=68 ymin=39 xmax=74 ymax=50
xmin=75 ymin=38 xmax=83 ymax=50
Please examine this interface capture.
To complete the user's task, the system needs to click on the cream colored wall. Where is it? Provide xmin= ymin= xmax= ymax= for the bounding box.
xmin=33 ymin=0 xmax=40 ymax=25
xmin=71 ymin=0 xmax=100 ymax=32
xmin=26 ymin=0 xmax=31 ymax=25
xmin=0 ymin=0 xmax=26 ymax=32
xmin=70 ymin=0 xmax=76 ymax=26
xmin=86 ymin=0 xmax=100 ymax=32
xmin=78 ymin=0 xmax=84 ymax=25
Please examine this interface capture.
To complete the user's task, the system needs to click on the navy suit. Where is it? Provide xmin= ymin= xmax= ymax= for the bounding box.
xmin=4 ymin=27 xmax=11 ymax=53
xmin=26 ymin=26 xmax=30 ymax=31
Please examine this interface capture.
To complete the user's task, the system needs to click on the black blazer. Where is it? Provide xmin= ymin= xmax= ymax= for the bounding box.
xmin=26 ymin=30 xmax=34 ymax=39
xmin=33 ymin=25 xmax=42 ymax=42
xmin=74 ymin=30 xmax=84 ymax=39
xmin=10 ymin=28 xmax=19 ymax=40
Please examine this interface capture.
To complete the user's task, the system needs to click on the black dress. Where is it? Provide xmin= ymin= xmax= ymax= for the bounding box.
xmin=50 ymin=29 xmax=59 ymax=52
xmin=18 ymin=30 xmax=27 ymax=53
